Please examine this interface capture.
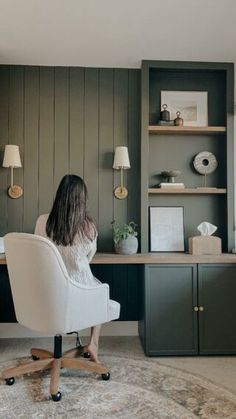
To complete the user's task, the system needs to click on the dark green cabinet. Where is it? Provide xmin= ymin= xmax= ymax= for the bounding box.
xmin=139 ymin=263 xmax=236 ymax=356
xmin=198 ymin=264 xmax=236 ymax=355
xmin=139 ymin=264 xmax=198 ymax=356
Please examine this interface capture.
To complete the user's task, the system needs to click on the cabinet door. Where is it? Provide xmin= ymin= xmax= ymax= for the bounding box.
xmin=198 ymin=264 xmax=236 ymax=354
xmin=144 ymin=264 xmax=198 ymax=356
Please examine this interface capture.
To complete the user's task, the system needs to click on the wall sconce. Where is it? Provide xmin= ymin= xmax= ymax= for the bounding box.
xmin=2 ymin=145 xmax=23 ymax=199
xmin=113 ymin=146 xmax=130 ymax=199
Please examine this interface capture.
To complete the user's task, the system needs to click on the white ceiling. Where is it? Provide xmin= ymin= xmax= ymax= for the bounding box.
xmin=0 ymin=0 xmax=235 ymax=68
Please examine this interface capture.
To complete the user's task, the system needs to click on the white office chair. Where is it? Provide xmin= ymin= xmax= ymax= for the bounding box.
xmin=1 ymin=233 xmax=120 ymax=401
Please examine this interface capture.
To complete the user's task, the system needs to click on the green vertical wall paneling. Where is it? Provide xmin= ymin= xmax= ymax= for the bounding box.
xmin=98 ymin=69 xmax=114 ymax=251
xmin=69 ymin=67 xmax=84 ymax=177
xmin=8 ymin=66 xmax=24 ymax=232
xmin=0 ymin=64 xmax=141 ymax=246
xmin=0 ymin=66 xmax=9 ymax=235
xmin=84 ymin=68 xmax=99 ymax=224
xmin=54 ymin=67 xmax=69 ymax=191
xmin=38 ymin=67 xmax=54 ymax=216
xmin=23 ymin=66 xmax=39 ymax=231
xmin=113 ymin=69 xmax=129 ymax=225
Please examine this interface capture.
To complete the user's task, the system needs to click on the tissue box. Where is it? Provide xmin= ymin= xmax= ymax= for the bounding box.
xmin=188 ymin=236 xmax=222 ymax=255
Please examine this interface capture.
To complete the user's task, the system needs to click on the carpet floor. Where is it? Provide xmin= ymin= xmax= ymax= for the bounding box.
xmin=0 ymin=337 xmax=236 ymax=418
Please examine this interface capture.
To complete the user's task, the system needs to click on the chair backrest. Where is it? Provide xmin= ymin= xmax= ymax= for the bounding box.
xmin=4 ymin=233 xmax=70 ymax=334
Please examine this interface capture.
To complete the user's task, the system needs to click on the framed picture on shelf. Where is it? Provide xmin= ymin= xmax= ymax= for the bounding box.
xmin=161 ymin=91 xmax=208 ymax=126
xmin=149 ymin=206 xmax=185 ymax=252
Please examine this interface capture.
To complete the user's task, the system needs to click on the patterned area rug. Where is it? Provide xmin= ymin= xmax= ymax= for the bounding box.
xmin=0 ymin=354 xmax=236 ymax=418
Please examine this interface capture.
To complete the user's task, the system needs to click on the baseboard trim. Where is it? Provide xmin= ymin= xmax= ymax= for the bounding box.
xmin=0 ymin=321 xmax=138 ymax=338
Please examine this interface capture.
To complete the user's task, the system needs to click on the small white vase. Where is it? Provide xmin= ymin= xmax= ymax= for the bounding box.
xmin=114 ymin=236 xmax=138 ymax=255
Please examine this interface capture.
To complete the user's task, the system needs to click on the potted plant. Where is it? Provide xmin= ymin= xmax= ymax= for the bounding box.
xmin=111 ymin=221 xmax=138 ymax=255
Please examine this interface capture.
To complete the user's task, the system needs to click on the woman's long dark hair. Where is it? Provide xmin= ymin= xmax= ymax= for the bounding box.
xmin=46 ymin=174 xmax=96 ymax=246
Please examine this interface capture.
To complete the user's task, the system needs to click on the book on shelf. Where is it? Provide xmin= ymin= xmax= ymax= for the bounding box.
xmin=157 ymin=120 xmax=175 ymax=126
xmin=196 ymin=186 xmax=217 ymax=189
xmin=159 ymin=182 xmax=185 ymax=188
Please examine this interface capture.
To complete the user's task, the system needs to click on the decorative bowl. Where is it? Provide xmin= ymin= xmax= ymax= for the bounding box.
xmin=161 ymin=170 xmax=181 ymax=182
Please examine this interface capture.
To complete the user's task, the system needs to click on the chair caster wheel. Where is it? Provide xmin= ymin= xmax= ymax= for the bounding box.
xmin=32 ymin=355 xmax=39 ymax=361
xmin=101 ymin=372 xmax=110 ymax=381
xmin=51 ymin=391 xmax=62 ymax=402
xmin=83 ymin=352 xmax=91 ymax=359
xmin=5 ymin=377 xmax=15 ymax=386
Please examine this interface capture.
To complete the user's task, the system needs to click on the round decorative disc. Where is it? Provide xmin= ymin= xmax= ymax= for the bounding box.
xmin=193 ymin=151 xmax=218 ymax=175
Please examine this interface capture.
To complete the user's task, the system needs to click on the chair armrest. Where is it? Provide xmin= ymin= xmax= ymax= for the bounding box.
xmin=65 ymin=281 xmax=111 ymax=332
xmin=68 ymin=278 xmax=109 ymax=292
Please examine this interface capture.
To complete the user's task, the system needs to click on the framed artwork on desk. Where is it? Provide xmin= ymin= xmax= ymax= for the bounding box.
xmin=149 ymin=206 xmax=184 ymax=252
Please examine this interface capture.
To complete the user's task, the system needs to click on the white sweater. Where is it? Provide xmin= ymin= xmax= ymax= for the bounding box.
xmin=35 ymin=214 xmax=101 ymax=287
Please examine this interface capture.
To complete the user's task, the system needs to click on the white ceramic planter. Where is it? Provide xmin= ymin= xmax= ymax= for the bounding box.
xmin=114 ymin=235 xmax=138 ymax=255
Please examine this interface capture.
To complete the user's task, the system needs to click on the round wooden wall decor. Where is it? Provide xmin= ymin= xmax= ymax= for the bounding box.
xmin=193 ymin=151 xmax=218 ymax=175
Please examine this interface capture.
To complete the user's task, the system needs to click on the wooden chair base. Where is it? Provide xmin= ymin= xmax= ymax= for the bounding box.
xmin=1 ymin=346 xmax=109 ymax=399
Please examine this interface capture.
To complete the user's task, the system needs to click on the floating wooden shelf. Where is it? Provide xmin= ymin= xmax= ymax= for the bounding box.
xmin=148 ymin=188 xmax=227 ymax=194
xmin=148 ymin=126 xmax=226 ymax=135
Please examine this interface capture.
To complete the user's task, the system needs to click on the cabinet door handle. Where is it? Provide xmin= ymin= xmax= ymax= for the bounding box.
xmin=199 ymin=306 xmax=204 ymax=312
xmin=193 ymin=306 xmax=199 ymax=312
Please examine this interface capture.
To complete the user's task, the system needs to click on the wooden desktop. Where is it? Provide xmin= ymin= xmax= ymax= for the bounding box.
xmin=1 ymin=252 xmax=236 ymax=265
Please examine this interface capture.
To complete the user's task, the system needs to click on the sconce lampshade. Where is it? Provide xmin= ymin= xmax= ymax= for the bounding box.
xmin=3 ymin=145 xmax=22 ymax=168
xmin=113 ymin=146 xmax=130 ymax=170
xmin=2 ymin=145 xmax=23 ymax=199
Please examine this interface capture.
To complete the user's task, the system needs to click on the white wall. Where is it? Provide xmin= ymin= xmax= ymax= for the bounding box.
xmin=0 ymin=0 xmax=236 ymax=68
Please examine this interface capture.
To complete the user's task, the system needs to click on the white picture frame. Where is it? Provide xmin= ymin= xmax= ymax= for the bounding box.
xmin=161 ymin=90 xmax=208 ymax=126
xmin=149 ymin=206 xmax=184 ymax=252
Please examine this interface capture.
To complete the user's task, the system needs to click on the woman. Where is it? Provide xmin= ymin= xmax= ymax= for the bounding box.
xmin=35 ymin=174 xmax=102 ymax=363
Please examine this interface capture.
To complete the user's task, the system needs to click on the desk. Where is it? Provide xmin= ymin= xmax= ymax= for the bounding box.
xmin=1 ymin=252 xmax=236 ymax=355
xmin=1 ymin=252 xmax=236 ymax=265
xmin=92 ymin=252 xmax=236 ymax=264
